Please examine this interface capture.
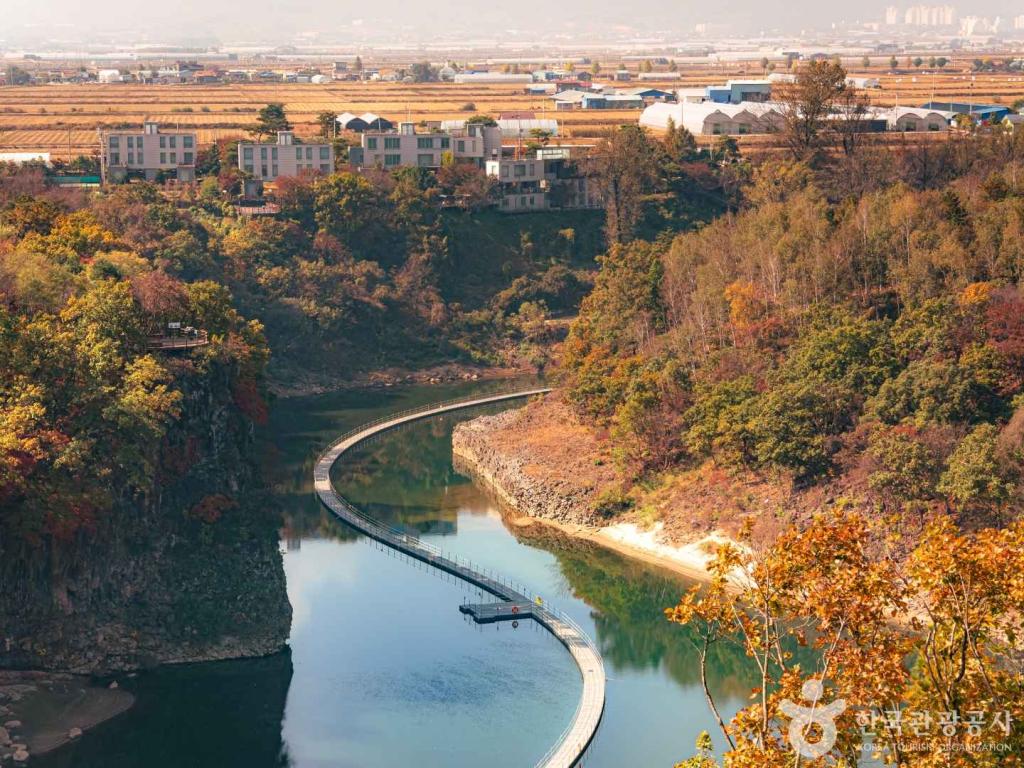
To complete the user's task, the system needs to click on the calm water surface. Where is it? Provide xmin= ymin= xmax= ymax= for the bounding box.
xmin=42 ymin=381 xmax=751 ymax=768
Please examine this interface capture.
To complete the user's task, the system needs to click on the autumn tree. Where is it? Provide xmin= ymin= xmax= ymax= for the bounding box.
xmin=588 ymin=125 xmax=660 ymax=244
xmin=252 ymin=103 xmax=291 ymax=140
xmin=777 ymin=60 xmax=849 ymax=163
xmin=316 ymin=110 xmax=337 ymax=139
xmin=668 ymin=511 xmax=1024 ymax=767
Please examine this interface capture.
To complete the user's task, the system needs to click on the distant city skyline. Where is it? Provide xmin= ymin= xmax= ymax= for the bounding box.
xmin=2 ymin=0 xmax=1023 ymax=46
xmin=6 ymin=0 xmax=1024 ymax=48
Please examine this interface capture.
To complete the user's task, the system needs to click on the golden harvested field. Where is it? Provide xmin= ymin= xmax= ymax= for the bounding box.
xmin=0 ymin=81 xmax=651 ymax=158
xmin=0 ymin=62 xmax=1022 ymax=159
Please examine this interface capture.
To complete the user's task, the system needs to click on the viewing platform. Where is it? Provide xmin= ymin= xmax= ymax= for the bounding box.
xmin=146 ymin=330 xmax=209 ymax=351
xmin=313 ymin=388 xmax=605 ymax=768
xmin=460 ymin=600 xmax=537 ymax=624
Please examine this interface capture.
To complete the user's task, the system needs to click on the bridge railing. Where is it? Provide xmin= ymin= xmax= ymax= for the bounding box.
xmin=316 ymin=385 xmax=549 ymax=458
xmin=314 ymin=386 xmax=605 ymax=768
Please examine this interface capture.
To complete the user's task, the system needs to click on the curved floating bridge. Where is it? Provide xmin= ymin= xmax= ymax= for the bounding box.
xmin=313 ymin=388 xmax=605 ymax=768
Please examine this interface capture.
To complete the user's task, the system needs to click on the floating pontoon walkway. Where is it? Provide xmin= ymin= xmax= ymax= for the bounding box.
xmin=313 ymin=388 xmax=605 ymax=768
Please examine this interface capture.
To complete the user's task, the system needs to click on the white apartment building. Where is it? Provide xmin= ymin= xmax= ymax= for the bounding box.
xmin=99 ymin=122 xmax=197 ymax=183
xmin=236 ymin=131 xmax=334 ymax=182
xmin=350 ymin=122 xmax=502 ymax=170
xmin=903 ymin=4 xmax=955 ymax=25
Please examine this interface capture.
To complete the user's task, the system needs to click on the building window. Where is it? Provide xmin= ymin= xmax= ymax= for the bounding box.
xmin=111 ymin=152 xmax=120 ymax=165
xmin=243 ymin=147 xmax=253 ymax=160
xmin=183 ymin=136 xmax=193 ymax=148
xmin=457 ymin=140 xmax=465 ymax=152
xmin=127 ymin=136 xmax=134 ymax=148
xmin=306 ymin=147 xmax=313 ymax=159
xmin=170 ymin=152 xmax=177 ymax=164
xmin=384 ymin=137 xmax=400 ymax=149
xmin=159 ymin=136 xmax=166 ymax=148
xmin=501 ymin=165 xmax=509 ymax=178
xmin=928 ymin=123 xmax=940 ymax=131
xmin=127 ymin=153 xmax=134 ymax=165
xmin=904 ymin=122 xmax=917 ymax=132
xmin=136 ymin=137 xmax=143 ymax=150
xmin=244 ymin=164 xmax=254 ymax=174
xmin=417 ymin=137 xmax=433 ymax=149
xmin=366 ymin=137 xmax=377 ymax=149
xmin=109 ymin=136 xmax=120 ymax=148
xmin=319 ymin=146 xmax=329 ymax=159
xmin=272 ymin=147 xmax=278 ymax=160
xmin=160 ymin=152 xmax=166 ymax=163
xmin=712 ymin=124 xmax=722 ymax=135
xmin=184 ymin=152 xmax=193 ymax=164
xmin=261 ymin=165 xmax=268 ymax=177
xmin=417 ymin=153 xmax=433 ymax=167
xmin=529 ymin=163 xmax=535 ymax=175
xmin=296 ymin=148 xmax=303 ymax=160
xmin=169 ymin=136 xmax=177 ymax=148
xmin=271 ymin=164 xmax=278 ymax=177
xmin=514 ymin=164 xmax=526 ymax=177
xmin=440 ymin=137 xmax=450 ymax=149
xmin=384 ymin=154 xmax=401 ymax=166
xmin=260 ymin=147 xmax=267 ymax=159
xmin=320 ymin=163 xmax=330 ymax=172
xmin=738 ymin=124 xmax=749 ymax=134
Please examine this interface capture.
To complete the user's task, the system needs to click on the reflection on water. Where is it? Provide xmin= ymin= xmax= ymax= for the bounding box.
xmin=35 ymin=652 xmax=294 ymax=768
xmin=44 ymin=381 xmax=755 ymax=768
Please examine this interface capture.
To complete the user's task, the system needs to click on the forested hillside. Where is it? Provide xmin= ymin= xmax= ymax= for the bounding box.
xmin=0 ymin=110 xmax=733 ymax=670
xmin=564 ymin=138 xmax=1024 ymax=533
xmin=546 ymin=77 xmax=1024 ymax=765
xmin=0 ymin=175 xmax=291 ymax=670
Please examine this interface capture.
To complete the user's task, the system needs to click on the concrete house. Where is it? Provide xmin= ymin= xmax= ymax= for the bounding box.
xmin=485 ymin=150 xmax=598 ymax=213
xmin=350 ymin=122 xmax=502 ymax=170
xmin=705 ymin=80 xmax=773 ymax=104
xmin=237 ymin=131 xmax=334 ymax=181
xmin=99 ymin=121 xmax=197 ymax=183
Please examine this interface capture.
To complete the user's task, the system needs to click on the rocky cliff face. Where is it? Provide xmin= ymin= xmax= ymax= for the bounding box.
xmin=0 ymin=361 xmax=291 ymax=674
xmin=451 ymin=397 xmax=617 ymax=527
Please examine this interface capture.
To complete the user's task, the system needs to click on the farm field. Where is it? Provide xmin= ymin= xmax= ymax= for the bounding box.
xmin=0 ymin=61 xmax=1021 ymax=159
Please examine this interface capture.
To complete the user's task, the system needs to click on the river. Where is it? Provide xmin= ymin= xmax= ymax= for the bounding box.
xmin=40 ymin=381 xmax=751 ymax=768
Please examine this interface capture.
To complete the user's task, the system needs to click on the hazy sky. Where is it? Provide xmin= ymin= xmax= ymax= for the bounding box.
xmin=3 ymin=0 xmax=1022 ymax=43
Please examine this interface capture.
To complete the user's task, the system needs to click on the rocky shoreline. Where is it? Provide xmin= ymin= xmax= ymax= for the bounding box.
xmin=0 ymin=672 xmax=134 ymax=763
xmin=451 ymin=398 xmax=729 ymax=581
xmin=452 ymin=411 xmax=608 ymax=528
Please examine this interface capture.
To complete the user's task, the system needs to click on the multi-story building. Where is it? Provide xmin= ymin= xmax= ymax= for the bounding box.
xmin=485 ymin=149 xmax=598 ymax=213
xmin=705 ymin=79 xmax=772 ymax=104
xmin=904 ymin=4 xmax=956 ymax=25
xmin=236 ymin=131 xmax=334 ymax=182
xmin=99 ymin=121 xmax=197 ymax=183
xmin=349 ymin=122 xmax=502 ymax=170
